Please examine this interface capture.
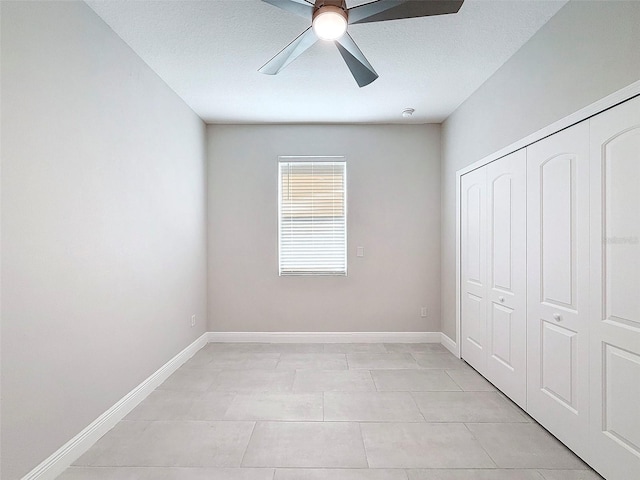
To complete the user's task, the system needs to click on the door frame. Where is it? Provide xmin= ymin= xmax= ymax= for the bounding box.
xmin=453 ymin=80 xmax=640 ymax=358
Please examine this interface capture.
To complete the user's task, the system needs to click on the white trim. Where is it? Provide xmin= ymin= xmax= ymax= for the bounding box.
xmin=440 ymin=333 xmax=458 ymax=357
xmin=454 ymin=80 xmax=640 ymax=361
xmin=207 ymin=331 xmax=442 ymax=344
xmin=22 ymin=333 xmax=209 ymax=480
xmin=455 ymin=158 xmax=462 ymax=359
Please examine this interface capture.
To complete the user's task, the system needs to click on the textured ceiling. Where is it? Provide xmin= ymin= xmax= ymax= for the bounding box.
xmin=86 ymin=0 xmax=566 ymax=124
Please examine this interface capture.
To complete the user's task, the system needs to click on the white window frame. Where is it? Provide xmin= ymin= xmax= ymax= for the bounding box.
xmin=278 ymin=156 xmax=347 ymax=276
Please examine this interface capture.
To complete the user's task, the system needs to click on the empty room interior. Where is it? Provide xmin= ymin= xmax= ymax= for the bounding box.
xmin=2 ymin=0 xmax=640 ymax=479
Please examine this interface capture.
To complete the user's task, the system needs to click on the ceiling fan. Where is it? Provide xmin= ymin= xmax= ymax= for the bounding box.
xmin=259 ymin=0 xmax=465 ymax=87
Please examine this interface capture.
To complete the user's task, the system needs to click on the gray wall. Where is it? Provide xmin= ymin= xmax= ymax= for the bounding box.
xmin=440 ymin=0 xmax=640 ymax=340
xmin=207 ymin=124 xmax=441 ymax=333
xmin=0 ymin=2 xmax=208 ymax=478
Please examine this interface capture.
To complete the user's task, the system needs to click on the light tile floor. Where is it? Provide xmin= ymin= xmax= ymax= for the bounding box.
xmin=58 ymin=343 xmax=603 ymax=479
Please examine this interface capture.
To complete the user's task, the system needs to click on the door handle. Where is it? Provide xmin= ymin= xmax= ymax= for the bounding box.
xmin=553 ymin=313 xmax=562 ymax=322
xmin=499 ymin=296 xmax=505 ymax=303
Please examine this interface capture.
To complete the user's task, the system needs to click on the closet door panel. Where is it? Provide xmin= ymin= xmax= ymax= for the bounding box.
xmin=541 ymin=156 xmax=574 ymax=307
xmin=526 ymin=120 xmax=590 ymax=460
xmin=486 ymin=149 xmax=527 ymax=408
xmin=589 ymin=95 xmax=640 ymax=480
xmin=461 ymin=167 xmax=488 ymax=374
xmin=540 ymin=321 xmax=578 ymax=409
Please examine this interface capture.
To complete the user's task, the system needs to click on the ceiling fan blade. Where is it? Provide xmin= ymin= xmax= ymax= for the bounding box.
xmin=261 ymin=0 xmax=315 ymax=20
xmin=259 ymin=27 xmax=319 ymax=75
xmin=335 ymin=33 xmax=379 ymax=87
xmin=348 ymin=0 xmax=464 ymax=25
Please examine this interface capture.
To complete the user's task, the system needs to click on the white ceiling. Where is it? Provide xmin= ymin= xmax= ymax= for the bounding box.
xmin=86 ymin=0 xmax=566 ymax=124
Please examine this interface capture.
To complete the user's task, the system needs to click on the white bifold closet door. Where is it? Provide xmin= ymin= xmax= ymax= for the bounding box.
xmin=461 ymin=166 xmax=488 ymax=374
xmin=588 ymin=95 xmax=640 ymax=480
xmin=461 ymin=150 xmax=527 ymax=406
xmin=485 ymin=150 xmax=527 ymax=408
xmin=526 ymin=121 xmax=591 ymax=460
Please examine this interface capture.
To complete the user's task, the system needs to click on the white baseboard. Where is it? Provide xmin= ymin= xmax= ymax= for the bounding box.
xmin=207 ymin=331 xmax=442 ymax=344
xmin=23 ymin=330 xmax=453 ymax=479
xmin=440 ymin=333 xmax=458 ymax=357
xmin=22 ymin=332 xmax=209 ymax=480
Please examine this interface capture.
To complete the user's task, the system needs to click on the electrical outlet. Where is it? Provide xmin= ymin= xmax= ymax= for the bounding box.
xmin=420 ymin=307 xmax=428 ymax=318
xmin=191 ymin=314 xmax=196 ymax=327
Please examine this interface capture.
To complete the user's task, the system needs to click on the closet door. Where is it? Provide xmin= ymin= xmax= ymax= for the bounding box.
xmin=589 ymin=95 xmax=640 ymax=480
xmin=461 ymin=166 xmax=488 ymax=374
xmin=486 ymin=149 xmax=527 ymax=408
xmin=526 ymin=121 xmax=591 ymax=460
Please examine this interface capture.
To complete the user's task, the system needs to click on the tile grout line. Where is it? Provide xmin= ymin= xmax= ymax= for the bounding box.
xmin=444 ymin=369 xmax=465 ymax=391
xmin=357 ymin=422 xmax=371 ymax=469
xmin=366 ymin=369 xmax=377 ymax=392
xmin=274 ymin=352 xmax=282 ymax=369
xmin=462 ymin=422 xmax=500 ymax=469
xmin=238 ymin=421 xmax=258 ymax=468
xmin=534 ymin=469 xmax=550 ymax=480
xmin=370 ymin=369 xmax=381 ymax=392
xmin=408 ymin=391 xmax=427 ymax=423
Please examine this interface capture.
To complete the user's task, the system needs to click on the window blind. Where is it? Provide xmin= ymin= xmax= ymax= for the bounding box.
xmin=278 ymin=157 xmax=347 ymax=275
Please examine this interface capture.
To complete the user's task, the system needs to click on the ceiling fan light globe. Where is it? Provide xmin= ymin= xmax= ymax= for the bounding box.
xmin=312 ymin=8 xmax=348 ymax=41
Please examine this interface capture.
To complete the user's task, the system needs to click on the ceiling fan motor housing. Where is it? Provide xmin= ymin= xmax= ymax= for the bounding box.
xmin=312 ymin=2 xmax=349 ymax=24
xmin=312 ymin=2 xmax=349 ymax=41
xmin=314 ymin=0 xmax=348 ymax=12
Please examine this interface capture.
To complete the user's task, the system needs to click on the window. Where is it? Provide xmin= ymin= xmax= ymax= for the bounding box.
xmin=278 ymin=156 xmax=347 ymax=275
